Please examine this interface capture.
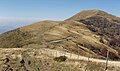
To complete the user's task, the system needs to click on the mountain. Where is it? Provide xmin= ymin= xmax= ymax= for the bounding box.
xmin=0 ymin=10 xmax=120 ymax=60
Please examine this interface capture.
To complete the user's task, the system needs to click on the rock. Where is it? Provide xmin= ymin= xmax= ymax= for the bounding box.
xmin=20 ymin=59 xmax=25 ymax=64
xmin=3 ymin=58 xmax=9 ymax=64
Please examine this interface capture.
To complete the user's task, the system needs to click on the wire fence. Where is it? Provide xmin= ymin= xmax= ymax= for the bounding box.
xmin=40 ymin=48 xmax=111 ymax=70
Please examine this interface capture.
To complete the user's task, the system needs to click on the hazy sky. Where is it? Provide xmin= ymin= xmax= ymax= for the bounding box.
xmin=0 ymin=0 xmax=120 ymax=21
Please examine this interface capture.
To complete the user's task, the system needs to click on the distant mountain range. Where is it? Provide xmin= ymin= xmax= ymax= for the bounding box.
xmin=0 ymin=10 xmax=120 ymax=60
xmin=0 ymin=26 xmax=13 ymax=34
xmin=0 ymin=20 xmax=39 ymax=34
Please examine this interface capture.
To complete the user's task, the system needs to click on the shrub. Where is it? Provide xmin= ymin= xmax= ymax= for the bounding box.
xmin=109 ymin=38 xmax=120 ymax=47
xmin=53 ymin=56 xmax=67 ymax=62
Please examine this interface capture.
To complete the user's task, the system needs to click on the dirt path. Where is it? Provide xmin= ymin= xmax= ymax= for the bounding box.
xmin=40 ymin=48 xmax=120 ymax=67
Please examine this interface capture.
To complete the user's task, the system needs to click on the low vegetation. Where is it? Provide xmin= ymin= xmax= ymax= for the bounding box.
xmin=0 ymin=48 xmax=120 ymax=71
xmin=53 ymin=56 xmax=67 ymax=62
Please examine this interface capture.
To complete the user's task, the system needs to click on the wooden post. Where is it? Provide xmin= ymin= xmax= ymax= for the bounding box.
xmin=61 ymin=51 xmax=64 ymax=56
xmin=56 ymin=51 xmax=57 ymax=57
xmin=64 ymin=51 xmax=66 ymax=56
xmin=105 ymin=50 xmax=109 ymax=70
xmin=53 ymin=51 xmax=55 ymax=57
xmin=78 ymin=51 xmax=79 ymax=59
xmin=85 ymin=47 xmax=91 ymax=71
xmin=88 ymin=48 xmax=90 ymax=62
xmin=61 ymin=51 xmax=63 ymax=56
xmin=70 ymin=52 xmax=72 ymax=59
xmin=51 ymin=51 xmax=53 ymax=56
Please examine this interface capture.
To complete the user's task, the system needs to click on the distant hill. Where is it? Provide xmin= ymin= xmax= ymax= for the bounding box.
xmin=0 ymin=10 xmax=120 ymax=60
xmin=0 ymin=20 xmax=39 ymax=34
xmin=0 ymin=26 xmax=13 ymax=34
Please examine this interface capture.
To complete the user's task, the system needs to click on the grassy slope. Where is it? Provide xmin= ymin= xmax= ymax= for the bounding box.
xmin=42 ymin=20 xmax=119 ymax=59
xmin=0 ymin=10 xmax=120 ymax=60
xmin=0 ymin=20 xmax=59 ymax=48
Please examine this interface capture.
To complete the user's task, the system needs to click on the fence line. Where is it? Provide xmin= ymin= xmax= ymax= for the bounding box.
xmin=40 ymin=48 xmax=112 ymax=70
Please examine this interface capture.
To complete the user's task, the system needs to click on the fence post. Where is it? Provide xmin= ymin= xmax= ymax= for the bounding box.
xmin=60 ymin=51 xmax=62 ymax=56
xmin=78 ymin=51 xmax=79 ymax=59
xmin=70 ymin=52 xmax=72 ymax=59
xmin=64 ymin=51 xmax=66 ymax=56
xmin=88 ymin=48 xmax=90 ymax=62
xmin=50 ymin=50 xmax=52 ymax=56
xmin=56 ymin=51 xmax=57 ymax=57
xmin=53 ymin=51 xmax=55 ymax=57
xmin=105 ymin=50 xmax=109 ymax=70
xmin=85 ymin=48 xmax=91 ymax=71
xmin=61 ymin=51 xmax=64 ymax=56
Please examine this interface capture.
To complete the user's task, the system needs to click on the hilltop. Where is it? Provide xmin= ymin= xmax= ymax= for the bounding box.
xmin=67 ymin=10 xmax=120 ymax=21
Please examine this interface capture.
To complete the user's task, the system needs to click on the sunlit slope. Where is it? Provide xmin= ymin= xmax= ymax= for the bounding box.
xmin=0 ymin=20 xmax=59 ymax=48
xmin=0 ymin=10 xmax=120 ymax=60
xmin=42 ymin=20 xmax=119 ymax=59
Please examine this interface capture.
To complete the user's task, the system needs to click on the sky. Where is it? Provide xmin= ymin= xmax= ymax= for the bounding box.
xmin=0 ymin=0 xmax=120 ymax=33
xmin=0 ymin=0 xmax=120 ymax=21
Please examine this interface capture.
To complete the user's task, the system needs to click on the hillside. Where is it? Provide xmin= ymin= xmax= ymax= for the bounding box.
xmin=0 ymin=10 xmax=120 ymax=60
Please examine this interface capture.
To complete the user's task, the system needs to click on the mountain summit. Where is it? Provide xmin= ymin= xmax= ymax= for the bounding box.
xmin=0 ymin=10 xmax=120 ymax=60
xmin=67 ymin=10 xmax=120 ymax=22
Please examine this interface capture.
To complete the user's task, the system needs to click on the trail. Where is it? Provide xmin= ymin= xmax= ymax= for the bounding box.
xmin=41 ymin=48 xmax=120 ymax=67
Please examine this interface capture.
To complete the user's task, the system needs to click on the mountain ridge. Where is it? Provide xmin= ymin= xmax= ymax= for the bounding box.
xmin=0 ymin=9 xmax=120 ymax=60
